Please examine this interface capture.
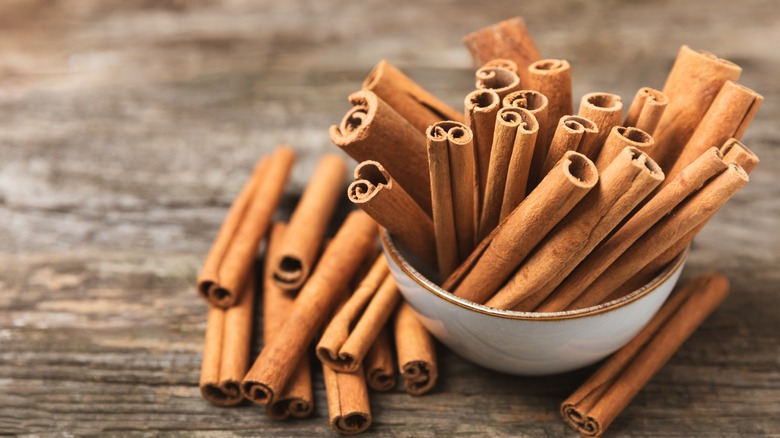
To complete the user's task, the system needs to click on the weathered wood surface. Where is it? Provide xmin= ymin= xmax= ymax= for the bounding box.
xmin=1 ymin=0 xmax=778 ymax=436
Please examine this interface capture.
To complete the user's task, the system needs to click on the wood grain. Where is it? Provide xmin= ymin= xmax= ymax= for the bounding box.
xmin=0 ymin=0 xmax=778 ymax=435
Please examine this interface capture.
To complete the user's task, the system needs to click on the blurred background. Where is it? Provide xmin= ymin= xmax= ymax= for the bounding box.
xmin=0 ymin=0 xmax=777 ymax=435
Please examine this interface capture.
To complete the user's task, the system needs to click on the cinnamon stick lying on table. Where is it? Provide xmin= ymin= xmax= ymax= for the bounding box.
xmin=446 ymin=151 xmax=597 ymax=303
xmin=475 ymin=65 xmax=523 ymax=100
xmin=463 ymin=17 xmax=542 ymax=85
xmin=365 ymin=328 xmax=396 ymax=392
xmin=198 ymin=146 xmax=295 ymax=308
xmin=317 ymin=257 xmax=400 ymax=373
xmin=540 ymin=115 xmax=599 ymax=178
xmin=623 ymin=87 xmax=668 ymax=135
xmin=594 ymin=126 xmax=654 ymax=172
xmin=241 ymin=211 xmax=378 ymax=406
xmin=665 ymin=81 xmax=763 ymax=183
xmin=363 ymin=60 xmax=463 ymax=133
xmin=502 ymin=90 xmax=550 ymax=189
xmin=464 ymin=88 xmax=501 ymax=214
xmin=561 ymin=274 xmax=730 ymax=437
xmin=577 ymin=92 xmax=623 ymax=160
xmin=427 ymin=121 xmax=477 ymax=275
xmin=526 ymin=59 xmax=573 ymax=155
xmin=199 ymin=272 xmax=255 ymax=406
xmin=650 ymin=46 xmax=742 ymax=171
xmin=264 ymin=224 xmax=314 ymax=419
xmin=569 ymin=162 xmax=748 ymax=310
xmin=489 ymin=147 xmax=664 ymax=311
xmin=394 ymin=301 xmax=437 ymax=396
xmin=273 ymin=154 xmax=346 ymax=293
xmin=323 ymin=364 xmax=372 ymax=435
xmin=330 ymin=90 xmax=432 ymax=216
xmin=348 ymin=160 xmax=436 ymax=269
xmin=537 ymin=147 xmax=727 ymax=312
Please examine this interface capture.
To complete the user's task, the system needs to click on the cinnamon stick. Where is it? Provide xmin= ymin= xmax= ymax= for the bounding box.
xmin=198 ymin=146 xmax=295 ymax=308
xmin=264 ymin=223 xmax=313 ymax=419
xmin=323 ymin=364 xmax=372 ymax=435
xmin=447 ymin=151 xmax=598 ymax=303
xmin=241 ymin=211 xmax=378 ymax=405
xmin=577 ymin=92 xmax=624 ymax=160
xmin=540 ymin=115 xmax=599 ymax=178
xmin=526 ymin=59 xmax=573 ymax=154
xmin=394 ymin=301 xmax=437 ymax=396
xmin=199 ymin=272 xmax=255 ymax=406
xmin=273 ymin=154 xmax=346 ymax=293
xmin=569 ymin=162 xmax=748 ymax=310
xmin=721 ymin=138 xmax=760 ymax=173
xmin=475 ymin=65 xmax=522 ymax=100
xmin=348 ymin=160 xmax=436 ymax=269
xmin=464 ymin=88 xmax=501 ymax=213
xmin=594 ymin=126 xmax=654 ymax=172
xmin=537 ymin=147 xmax=727 ymax=312
xmin=365 ymin=327 xmax=396 ymax=392
xmin=502 ymin=90 xmax=550 ymax=189
xmin=363 ymin=60 xmax=463 ymax=133
xmin=623 ymin=87 xmax=668 ymax=135
xmin=317 ymin=257 xmax=401 ymax=373
xmin=666 ymin=81 xmax=763 ymax=183
xmin=462 ymin=17 xmax=542 ymax=85
xmin=427 ymin=121 xmax=477 ymax=273
xmin=562 ymin=274 xmax=730 ymax=437
xmin=481 ymin=58 xmax=518 ymax=73
xmin=650 ymin=46 xmax=742 ymax=171
xmin=330 ymin=90 xmax=432 ymax=216
xmin=489 ymin=147 xmax=664 ymax=310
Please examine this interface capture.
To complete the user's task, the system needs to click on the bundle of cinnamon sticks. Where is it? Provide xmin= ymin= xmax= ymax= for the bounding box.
xmin=194 ymin=15 xmax=761 ymax=436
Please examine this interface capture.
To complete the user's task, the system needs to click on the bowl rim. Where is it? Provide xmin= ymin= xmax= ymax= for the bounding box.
xmin=381 ymin=229 xmax=689 ymax=321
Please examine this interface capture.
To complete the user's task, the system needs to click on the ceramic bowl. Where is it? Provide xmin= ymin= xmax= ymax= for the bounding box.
xmin=380 ymin=230 xmax=688 ymax=376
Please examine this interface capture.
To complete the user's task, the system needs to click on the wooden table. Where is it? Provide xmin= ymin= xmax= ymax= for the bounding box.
xmin=1 ymin=1 xmax=778 ymax=435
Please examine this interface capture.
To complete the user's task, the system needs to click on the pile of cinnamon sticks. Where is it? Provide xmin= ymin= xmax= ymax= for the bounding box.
xmin=197 ymin=148 xmax=437 ymax=434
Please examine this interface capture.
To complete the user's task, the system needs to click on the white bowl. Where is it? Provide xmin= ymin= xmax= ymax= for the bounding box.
xmin=381 ymin=230 xmax=688 ymax=375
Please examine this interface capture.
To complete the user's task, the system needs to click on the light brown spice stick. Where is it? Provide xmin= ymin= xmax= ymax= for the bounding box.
xmin=394 ymin=301 xmax=437 ymax=396
xmin=569 ymin=163 xmax=748 ymax=310
xmin=462 ymin=16 xmax=542 ymax=85
xmin=665 ymin=81 xmax=763 ymax=183
xmin=650 ymin=46 xmax=742 ymax=172
xmin=541 ymin=115 xmax=599 ymax=178
xmin=263 ymin=223 xmax=314 ymax=419
xmin=446 ymin=151 xmax=597 ymax=303
xmin=330 ymin=90 xmax=432 ymax=216
xmin=502 ymin=90 xmax=550 ymax=189
xmin=577 ymin=92 xmax=624 ymax=160
xmin=489 ymin=147 xmax=664 ymax=310
xmin=526 ymin=59 xmax=573 ymax=155
xmin=594 ymin=126 xmax=654 ymax=172
xmin=464 ymin=88 xmax=501 ymax=215
xmin=479 ymin=106 xmax=539 ymax=238
xmin=199 ymin=273 xmax=255 ymax=406
xmin=475 ymin=65 xmax=522 ymax=100
xmin=348 ymin=160 xmax=437 ymax=269
xmin=427 ymin=125 xmax=459 ymax=278
xmin=241 ymin=211 xmax=378 ymax=406
xmin=427 ymin=121 xmax=477 ymax=270
xmin=198 ymin=147 xmax=295 ymax=308
xmin=316 ymin=257 xmax=397 ymax=372
xmin=562 ymin=274 xmax=729 ymax=437
xmin=482 ymin=58 xmax=518 ymax=73
xmin=624 ymin=87 xmax=668 ymax=135
xmin=365 ymin=327 xmax=396 ymax=392
xmin=363 ymin=60 xmax=463 ymax=133
xmin=537 ymin=147 xmax=727 ymax=312
xmin=324 ymin=364 xmax=372 ymax=435
xmin=273 ymin=155 xmax=346 ymax=293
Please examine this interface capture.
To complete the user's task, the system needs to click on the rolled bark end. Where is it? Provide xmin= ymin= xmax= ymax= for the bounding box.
xmin=562 ymin=151 xmax=599 ymax=187
xmin=427 ymin=120 xmax=474 ymax=145
xmin=720 ymin=138 xmax=759 ymax=173
xmin=348 ymin=160 xmax=390 ymax=204
xmin=206 ymin=284 xmax=235 ymax=308
xmin=465 ymin=88 xmax=501 ymax=113
xmin=693 ymin=46 xmax=740 ymax=70
xmin=562 ymin=404 xmax=601 ymax=438
xmin=241 ymin=381 xmax=274 ymax=405
xmin=367 ymin=369 xmax=395 ymax=392
xmin=333 ymin=412 xmax=372 ymax=435
xmin=330 ymin=92 xmax=376 ymax=145
xmin=267 ymin=397 xmax=314 ymax=420
xmin=529 ymin=58 xmax=569 ymax=74
xmin=497 ymin=106 xmax=539 ymax=133
xmin=475 ymin=66 xmax=522 ymax=96
xmin=502 ymin=89 xmax=548 ymax=111
xmin=201 ymin=381 xmax=243 ymax=407
xmin=582 ymin=92 xmax=623 ymax=111
xmin=272 ymin=256 xmax=305 ymax=289
xmin=562 ymin=115 xmax=599 ymax=134
xmin=618 ymin=126 xmax=653 ymax=145
xmin=481 ymin=58 xmax=518 ymax=73
xmin=402 ymin=361 xmax=437 ymax=395
xmin=626 ymin=146 xmax=665 ymax=180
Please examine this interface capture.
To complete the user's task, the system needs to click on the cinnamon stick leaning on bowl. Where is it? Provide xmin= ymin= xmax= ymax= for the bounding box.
xmin=526 ymin=59 xmax=573 ymax=168
xmin=197 ymin=147 xmax=295 ymax=308
xmin=594 ymin=126 xmax=654 ymax=172
xmin=623 ymin=87 xmax=668 ymax=135
xmin=577 ymin=92 xmax=623 ymax=160
xmin=465 ymin=88 xmax=501 ymax=215
xmin=264 ymin=223 xmax=314 ymax=420
xmin=561 ymin=273 xmax=730 ymax=437
xmin=394 ymin=301 xmax=437 ymax=395
xmin=272 ymin=154 xmax=346 ymax=293
xmin=502 ymin=90 xmax=549 ymax=187
xmin=540 ymin=115 xmax=598 ymax=178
